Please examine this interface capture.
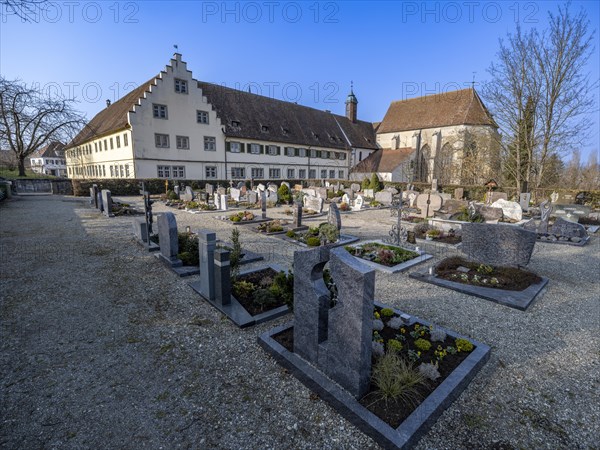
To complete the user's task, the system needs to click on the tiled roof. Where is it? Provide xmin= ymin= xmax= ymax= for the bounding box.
xmin=351 ymin=148 xmax=414 ymax=173
xmin=67 ymin=77 xmax=158 ymax=147
xmin=33 ymin=141 xmax=66 ymax=158
xmin=377 ymin=88 xmax=496 ymax=134
xmin=197 ymin=81 xmax=378 ymax=150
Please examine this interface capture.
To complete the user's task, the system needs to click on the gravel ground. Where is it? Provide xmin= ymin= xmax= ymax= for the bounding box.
xmin=1 ymin=194 xmax=599 ymax=449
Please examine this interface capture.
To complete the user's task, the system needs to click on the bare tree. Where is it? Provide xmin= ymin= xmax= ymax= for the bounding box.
xmin=0 ymin=78 xmax=85 ymax=176
xmin=484 ymin=2 xmax=597 ymax=191
xmin=0 ymin=0 xmax=46 ymax=21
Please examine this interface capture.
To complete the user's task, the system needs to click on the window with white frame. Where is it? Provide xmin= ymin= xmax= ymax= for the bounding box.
xmin=338 ymin=170 xmax=344 ymax=179
xmin=116 ymin=135 xmax=121 ymax=148
xmin=125 ymin=165 xmax=130 ymax=177
xmin=176 ymin=136 xmax=190 ymax=149
xmin=204 ymin=136 xmax=216 ymax=151
xmin=320 ymin=169 xmax=327 ymax=178
xmin=268 ymin=145 xmax=278 ymax=156
xmin=299 ymin=169 xmax=306 ymax=178
xmin=102 ymin=165 xmax=106 ymax=177
xmin=286 ymin=147 xmax=295 ymax=157
xmin=287 ymin=168 xmax=295 ymax=178
xmin=231 ymin=167 xmax=245 ymax=179
xmin=94 ymin=142 xmax=98 ymax=152
xmin=153 ymin=104 xmax=168 ymax=119
xmin=230 ymin=142 xmax=241 ymax=153
xmin=309 ymin=169 xmax=316 ymax=179
xmin=329 ymin=170 xmax=335 ymax=178
xmin=269 ymin=168 xmax=281 ymax=178
xmin=123 ymin=133 xmax=128 ymax=146
xmin=298 ymin=148 xmax=307 ymax=157
xmin=110 ymin=138 xmax=114 ymax=150
xmin=174 ymin=78 xmax=188 ymax=94
xmin=110 ymin=166 xmax=114 ymax=177
xmin=310 ymin=149 xmax=318 ymax=158
xmin=321 ymin=151 xmax=329 ymax=159
xmin=172 ymin=166 xmax=185 ymax=178
xmin=251 ymin=168 xmax=263 ymax=178
xmin=157 ymin=165 xmax=171 ymax=178
xmin=205 ymin=166 xmax=217 ymax=178
xmin=197 ymin=110 xmax=209 ymax=124
xmin=250 ymin=143 xmax=260 ymax=154
xmin=155 ymin=133 xmax=170 ymax=148
xmin=119 ymin=165 xmax=124 ymax=177
xmin=104 ymin=139 xmax=108 ymax=150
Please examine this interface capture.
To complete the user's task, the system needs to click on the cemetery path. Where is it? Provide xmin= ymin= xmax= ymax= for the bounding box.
xmin=1 ymin=195 xmax=599 ymax=450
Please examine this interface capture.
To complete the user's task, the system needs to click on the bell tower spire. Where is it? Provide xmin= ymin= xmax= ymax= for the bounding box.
xmin=345 ymin=81 xmax=358 ymax=123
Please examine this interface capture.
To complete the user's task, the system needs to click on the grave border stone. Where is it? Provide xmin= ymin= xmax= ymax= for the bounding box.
xmin=258 ymin=301 xmax=490 ymax=450
xmin=344 ymin=240 xmax=433 ymax=274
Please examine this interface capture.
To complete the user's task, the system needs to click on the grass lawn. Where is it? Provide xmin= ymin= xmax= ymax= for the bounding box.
xmin=0 ymin=167 xmax=58 ymax=179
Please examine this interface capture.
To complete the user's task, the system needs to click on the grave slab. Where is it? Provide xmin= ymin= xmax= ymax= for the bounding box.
xmin=344 ymin=241 xmax=433 ymax=274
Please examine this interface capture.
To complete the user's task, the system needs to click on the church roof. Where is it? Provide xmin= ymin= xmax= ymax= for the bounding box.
xmin=68 ymin=77 xmax=158 ymax=148
xmin=377 ymin=88 xmax=497 ymax=134
xmin=197 ymin=81 xmax=377 ymax=150
xmin=351 ymin=147 xmax=414 ymax=173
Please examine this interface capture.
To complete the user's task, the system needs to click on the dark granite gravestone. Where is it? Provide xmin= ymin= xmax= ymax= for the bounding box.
xmin=89 ymin=187 xmax=96 ymax=206
xmin=198 ymin=230 xmax=217 ymax=301
xmin=157 ymin=212 xmax=182 ymax=267
xmin=213 ymin=249 xmax=231 ymax=306
xmin=261 ymin=190 xmax=267 ymax=219
xmin=101 ymin=189 xmax=113 ymax=217
xmin=551 ymin=217 xmax=587 ymax=238
xmin=92 ymin=184 xmax=99 ymax=208
xmin=327 ymin=202 xmax=342 ymax=231
xmin=96 ymin=191 xmax=104 ymax=212
xmin=293 ymin=246 xmax=374 ymax=399
xmin=293 ymin=203 xmax=303 ymax=228
xmin=552 ymin=204 xmax=591 ymax=222
xmin=461 ymin=223 xmax=536 ymax=267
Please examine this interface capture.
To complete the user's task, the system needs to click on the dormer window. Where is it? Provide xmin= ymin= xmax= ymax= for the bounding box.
xmin=281 ymin=126 xmax=290 ymax=135
xmin=261 ymin=125 xmax=269 ymax=133
xmin=311 ymin=131 xmax=319 ymax=140
xmin=231 ymin=120 xmax=240 ymax=128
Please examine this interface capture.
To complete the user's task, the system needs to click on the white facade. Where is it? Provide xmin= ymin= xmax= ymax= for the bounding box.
xmin=30 ymin=155 xmax=67 ymax=177
xmin=66 ymin=54 xmax=362 ymax=181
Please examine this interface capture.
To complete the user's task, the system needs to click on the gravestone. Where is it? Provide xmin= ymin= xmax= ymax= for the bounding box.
xmin=198 ymin=231 xmax=217 ymax=301
xmin=385 ymin=187 xmax=398 ymax=195
xmin=261 ymin=190 xmax=267 ymax=219
xmin=257 ymin=183 xmax=266 ymax=192
xmin=92 ymin=184 xmax=99 ymax=208
xmin=157 ymin=212 xmax=182 ymax=267
xmin=266 ymin=191 xmax=278 ymax=204
xmin=293 ymin=203 xmax=303 ymax=228
xmin=237 ymin=181 xmax=245 ymax=189
xmin=440 ymin=193 xmax=451 ymax=202
xmin=461 ymin=223 xmax=536 ymax=267
xmin=304 ymin=195 xmax=323 ymax=213
xmin=519 ymin=193 xmax=531 ymax=211
xmin=173 ymin=185 xmax=180 ymax=197
xmin=185 ymin=186 xmax=194 ymax=200
xmin=89 ymin=187 xmax=96 ymax=206
xmin=293 ymin=246 xmax=374 ymax=399
xmin=220 ymin=194 xmax=228 ymax=211
xmin=408 ymin=192 xmax=417 ymax=208
xmin=267 ymin=183 xmax=278 ymax=193
xmin=132 ymin=218 xmax=150 ymax=242
xmin=552 ymin=204 xmax=591 ymax=222
xmin=443 ymin=199 xmax=467 ymax=215
xmin=363 ymin=188 xmax=374 ymax=198
xmin=327 ymin=203 xmax=342 ymax=231
xmin=230 ymin=188 xmax=241 ymax=202
xmin=539 ymin=200 xmax=552 ymax=233
xmin=101 ymin=189 xmax=114 ymax=217
xmin=205 ymin=183 xmax=214 ymax=195
xmin=214 ymin=194 xmax=221 ymax=210
xmin=352 ymin=195 xmax=364 ymax=212
xmin=416 ymin=193 xmax=442 ymax=218
xmin=557 ymin=192 xmax=575 ymax=204
xmin=217 ymin=186 xmax=227 ymax=196
xmin=316 ymin=187 xmax=328 ymax=199
xmin=491 ymin=199 xmax=523 ymax=221
xmin=247 ymin=191 xmax=258 ymax=205
xmin=341 ymin=193 xmax=350 ymax=205
xmin=550 ymin=191 xmax=559 ymax=203
xmin=374 ymin=190 xmax=393 ymax=205
xmin=96 ymin=191 xmax=104 ymax=212
xmin=302 ymin=188 xmax=316 ymax=197
xmin=431 ymin=178 xmax=438 ymax=192
xmin=477 ymin=205 xmax=503 ymax=222
xmin=485 ymin=191 xmax=508 ymax=204
xmin=551 ymin=217 xmax=587 ymax=238
xmin=350 ymin=183 xmax=361 ymax=192
xmin=294 ymin=184 xmax=303 ymax=191
xmin=213 ymin=249 xmax=231 ymax=306
xmin=454 ymin=187 xmax=464 ymax=200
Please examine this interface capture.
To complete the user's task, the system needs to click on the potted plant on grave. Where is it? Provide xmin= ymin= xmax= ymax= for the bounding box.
xmin=425 ymin=229 xmax=441 ymax=241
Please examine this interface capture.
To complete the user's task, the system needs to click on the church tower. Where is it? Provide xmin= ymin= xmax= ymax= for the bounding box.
xmin=345 ymin=83 xmax=358 ymax=123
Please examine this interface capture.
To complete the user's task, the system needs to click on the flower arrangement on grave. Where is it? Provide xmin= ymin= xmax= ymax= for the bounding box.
xmin=177 ymin=231 xmax=199 ymax=266
xmin=231 ymin=269 xmax=294 ymax=314
xmin=185 ymin=201 xmax=199 ymax=210
xmin=229 ymin=211 xmax=255 ymax=222
xmin=286 ymin=223 xmax=339 ymax=247
xmin=257 ymin=220 xmax=285 ymax=233
xmin=344 ymin=242 xmax=418 ymax=267
xmin=339 ymin=202 xmax=350 ymax=212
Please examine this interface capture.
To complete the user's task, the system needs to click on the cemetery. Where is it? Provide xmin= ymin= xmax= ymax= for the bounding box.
xmin=3 ymin=179 xmax=598 ymax=449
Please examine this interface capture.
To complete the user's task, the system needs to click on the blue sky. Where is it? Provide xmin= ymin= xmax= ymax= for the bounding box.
xmin=1 ymin=0 xmax=598 ymax=161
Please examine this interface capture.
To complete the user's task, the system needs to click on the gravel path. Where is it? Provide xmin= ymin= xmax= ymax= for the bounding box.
xmin=1 ymin=195 xmax=598 ymax=449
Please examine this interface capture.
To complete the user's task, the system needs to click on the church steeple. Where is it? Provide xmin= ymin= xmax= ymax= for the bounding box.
xmin=345 ymin=82 xmax=358 ymax=123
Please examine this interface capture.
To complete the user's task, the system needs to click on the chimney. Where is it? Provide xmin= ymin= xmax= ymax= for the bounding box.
xmin=106 ymin=99 xmax=111 ymax=108
xmin=345 ymin=83 xmax=358 ymax=123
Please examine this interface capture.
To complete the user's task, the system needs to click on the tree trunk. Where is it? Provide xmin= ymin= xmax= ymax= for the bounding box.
xmin=18 ymin=157 xmax=26 ymax=177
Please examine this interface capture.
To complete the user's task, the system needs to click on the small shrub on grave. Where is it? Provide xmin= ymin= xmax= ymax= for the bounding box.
xmin=455 ymin=338 xmax=474 ymax=353
xmin=380 ymin=308 xmax=395 ymax=319
xmin=414 ymin=338 xmax=432 ymax=352
xmin=455 ymin=206 xmax=484 ymax=223
xmin=230 ymin=228 xmax=242 ymax=280
xmin=387 ymin=339 xmax=403 ymax=353
xmin=306 ymin=236 xmax=321 ymax=247
xmin=425 ymin=229 xmax=441 ymax=238
xmin=277 ymin=184 xmax=292 ymax=204
xmin=186 ymin=201 xmax=199 ymax=209
xmin=177 ymin=232 xmax=199 ymax=265
xmin=177 ymin=251 xmax=196 ymax=266
xmin=369 ymin=200 xmax=382 ymax=207
xmin=252 ymin=289 xmax=278 ymax=312
xmin=371 ymin=352 xmax=427 ymax=405
xmin=232 ymin=280 xmax=255 ymax=300
xmin=318 ymin=223 xmax=339 ymax=244
xmin=269 ymin=270 xmax=294 ymax=310
xmin=286 ymin=230 xmax=296 ymax=238
xmin=166 ymin=190 xmax=178 ymax=200
xmin=369 ymin=173 xmax=383 ymax=192
xmin=361 ymin=176 xmax=370 ymax=190
xmin=413 ymin=223 xmax=432 ymax=238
